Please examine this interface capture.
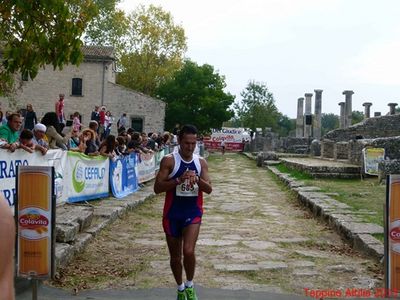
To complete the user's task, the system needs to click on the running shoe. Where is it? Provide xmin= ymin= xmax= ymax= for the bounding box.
xmin=185 ymin=286 xmax=198 ymax=300
xmin=177 ymin=289 xmax=186 ymax=300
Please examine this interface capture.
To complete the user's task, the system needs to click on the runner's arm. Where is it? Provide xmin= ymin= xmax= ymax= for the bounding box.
xmin=198 ymin=158 xmax=212 ymax=194
xmin=154 ymin=155 xmax=177 ymax=194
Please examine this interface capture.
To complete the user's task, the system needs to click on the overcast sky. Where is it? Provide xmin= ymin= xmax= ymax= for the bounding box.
xmin=119 ymin=0 xmax=400 ymax=119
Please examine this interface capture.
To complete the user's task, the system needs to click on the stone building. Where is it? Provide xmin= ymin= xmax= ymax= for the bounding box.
xmin=0 ymin=45 xmax=166 ymax=134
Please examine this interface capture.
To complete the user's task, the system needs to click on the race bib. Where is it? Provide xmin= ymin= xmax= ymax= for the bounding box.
xmin=176 ymin=181 xmax=199 ymax=197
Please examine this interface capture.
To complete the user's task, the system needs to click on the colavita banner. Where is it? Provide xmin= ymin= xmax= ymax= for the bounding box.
xmin=386 ymin=174 xmax=400 ymax=293
xmin=203 ymin=127 xmax=248 ymax=152
xmin=65 ymin=151 xmax=110 ymax=203
xmin=16 ymin=166 xmax=55 ymax=279
xmin=109 ymin=153 xmax=138 ymax=198
xmin=363 ymin=148 xmax=385 ymax=176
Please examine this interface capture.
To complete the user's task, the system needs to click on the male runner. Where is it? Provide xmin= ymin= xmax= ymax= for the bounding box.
xmin=154 ymin=124 xmax=212 ymax=300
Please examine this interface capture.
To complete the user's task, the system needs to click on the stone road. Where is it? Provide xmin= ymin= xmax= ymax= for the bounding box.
xmin=49 ymin=153 xmax=383 ymax=297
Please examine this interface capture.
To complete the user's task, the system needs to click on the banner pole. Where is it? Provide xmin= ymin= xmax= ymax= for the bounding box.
xmin=32 ymin=279 xmax=38 ymax=300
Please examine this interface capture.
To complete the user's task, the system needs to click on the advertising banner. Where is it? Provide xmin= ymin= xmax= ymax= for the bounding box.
xmin=16 ymin=166 xmax=55 ymax=279
xmin=363 ymin=148 xmax=385 ymax=176
xmin=65 ymin=151 xmax=109 ymax=202
xmin=109 ymin=153 xmax=138 ymax=198
xmin=136 ymin=152 xmax=156 ymax=183
xmin=203 ymin=140 xmax=244 ymax=152
xmin=386 ymin=174 xmax=400 ymax=293
xmin=0 ymin=149 xmax=66 ymax=208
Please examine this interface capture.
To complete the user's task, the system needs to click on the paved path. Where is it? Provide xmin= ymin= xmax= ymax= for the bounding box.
xmin=17 ymin=153 xmax=382 ymax=299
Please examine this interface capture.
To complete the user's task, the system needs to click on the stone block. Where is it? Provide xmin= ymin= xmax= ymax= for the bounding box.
xmin=56 ymin=223 xmax=79 ymax=243
xmin=55 ymin=243 xmax=74 ymax=268
xmin=56 ymin=205 xmax=94 ymax=231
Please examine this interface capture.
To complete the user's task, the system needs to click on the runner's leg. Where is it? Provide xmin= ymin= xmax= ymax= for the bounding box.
xmin=166 ymin=234 xmax=183 ymax=285
xmin=182 ymin=223 xmax=200 ymax=281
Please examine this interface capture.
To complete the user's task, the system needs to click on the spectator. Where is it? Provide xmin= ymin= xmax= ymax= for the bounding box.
xmin=32 ymin=123 xmax=49 ymax=155
xmin=72 ymin=112 xmax=81 ymax=132
xmin=81 ymin=128 xmax=99 ymax=156
xmin=0 ymin=110 xmax=7 ymax=126
xmin=55 ymin=93 xmax=66 ymax=124
xmin=0 ymin=113 xmax=22 ymax=152
xmin=88 ymin=120 xmax=101 ymax=148
xmin=172 ymin=123 xmax=180 ymax=135
xmin=116 ymin=136 xmax=128 ymax=156
xmin=98 ymin=106 xmax=106 ymax=140
xmin=103 ymin=110 xmax=113 ymax=140
xmin=17 ymin=129 xmax=35 ymax=153
xmin=117 ymin=113 xmax=128 ymax=130
xmin=68 ymin=128 xmax=83 ymax=152
xmin=90 ymin=106 xmax=100 ymax=123
xmin=99 ymin=135 xmax=117 ymax=158
xmin=23 ymin=104 xmax=37 ymax=130
xmin=41 ymin=112 xmax=70 ymax=150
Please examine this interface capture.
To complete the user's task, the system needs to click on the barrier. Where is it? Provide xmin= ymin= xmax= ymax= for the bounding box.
xmin=0 ymin=148 xmax=169 ymax=209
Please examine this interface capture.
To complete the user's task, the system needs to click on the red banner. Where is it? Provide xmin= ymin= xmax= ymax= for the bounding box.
xmin=203 ymin=140 xmax=244 ymax=152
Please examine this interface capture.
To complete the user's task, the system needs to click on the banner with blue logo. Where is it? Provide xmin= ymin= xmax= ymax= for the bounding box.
xmin=109 ymin=153 xmax=138 ymax=198
xmin=65 ymin=152 xmax=109 ymax=202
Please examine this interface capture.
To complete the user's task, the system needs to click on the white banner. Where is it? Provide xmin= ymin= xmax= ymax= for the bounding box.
xmin=136 ymin=152 xmax=156 ymax=183
xmin=0 ymin=149 xmax=67 ymax=207
xmin=210 ymin=127 xmax=250 ymax=143
xmin=65 ymin=151 xmax=110 ymax=202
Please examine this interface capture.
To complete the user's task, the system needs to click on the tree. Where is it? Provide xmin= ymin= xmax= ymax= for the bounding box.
xmin=234 ymin=81 xmax=280 ymax=132
xmin=321 ymin=113 xmax=339 ymax=136
xmin=117 ymin=5 xmax=187 ymax=96
xmin=156 ymin=60 xmax=235 ymax=132
xmin=83 ymin=0 xmax=129 ymax=60
xmin=352 ymin=110 xmax=364 ymax=125
xmin=0 ymin=0 xmax=97 ymax=95
xmin=276 ymin=115 xmax=295 ymax=137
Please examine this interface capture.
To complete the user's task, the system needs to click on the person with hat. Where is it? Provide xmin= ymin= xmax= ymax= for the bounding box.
xmin=32 ymin=123 xmax=49 ymax=155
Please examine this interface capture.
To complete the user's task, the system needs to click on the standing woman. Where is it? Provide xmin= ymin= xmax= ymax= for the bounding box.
xmin=24 ymin=104 xmax=37 ymax=130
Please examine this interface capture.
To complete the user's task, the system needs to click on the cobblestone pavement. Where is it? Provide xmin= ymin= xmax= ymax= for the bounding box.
xmin=52 ymin=153 xmax=383 ymax=297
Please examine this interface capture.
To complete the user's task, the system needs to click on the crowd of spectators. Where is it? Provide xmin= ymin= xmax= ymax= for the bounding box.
xmin=0 ymin=105 xmax=176 ymax=159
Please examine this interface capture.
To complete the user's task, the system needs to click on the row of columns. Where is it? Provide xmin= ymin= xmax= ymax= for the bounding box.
xmin=296 ymin=90 xmax=323 ymax=139
xmin=296 ymin=90 xmax=399 ymax=136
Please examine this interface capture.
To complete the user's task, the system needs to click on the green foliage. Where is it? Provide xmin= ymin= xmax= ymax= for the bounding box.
xmin=234 ymin=81 xmax=280 ymax=132
xmin=0 ymin=0 xmax=97 ymax=96
xmin=117 ymin=5 xmax=187 ymax=96
xmin=351 ymin=110 xmax=364 ymax=125
xmin=321 ymin=113 xmax=339 ymax=136
xmin=276 ymin=115 xmax=295 ymax=137
xmin=84 ymin=0 xmax=129 ymax=60
xmin=156 ymin=60 xmax=235 ymax=132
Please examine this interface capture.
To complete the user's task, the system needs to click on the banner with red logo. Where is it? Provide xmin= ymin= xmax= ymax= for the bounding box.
xmin=386 ymin=174 xmax=400 ymax=292
xmin=16 ymin=166 xmax=55 ymax=279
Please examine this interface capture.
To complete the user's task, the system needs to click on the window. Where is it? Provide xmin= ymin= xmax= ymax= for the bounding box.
xmin=71 ymin=78 xmax=83 ymax=96
xmin=131 ymin=117 xmax=143 ymax=132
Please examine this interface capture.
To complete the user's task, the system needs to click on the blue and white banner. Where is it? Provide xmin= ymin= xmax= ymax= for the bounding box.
xmin=109 ymin=153 xmax=138 ymax=198
xmin=0 ymin=149 xmax=66 ymax=207
xmin=65 ymin=152 xmax=109 ymax=202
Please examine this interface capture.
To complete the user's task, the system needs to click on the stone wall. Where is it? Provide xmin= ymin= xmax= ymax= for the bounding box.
xmin=348 ymin=137 xmax=400 ymax=165
xmin=334 ymin=142 xmax=349 ymax=160
xmin=321 ymin=139 xmax=335 ymax=158
xmin=279 ymin=137 xmax=310 ymax=154
xmin=324 ymin=114 xmax=400 ymax=142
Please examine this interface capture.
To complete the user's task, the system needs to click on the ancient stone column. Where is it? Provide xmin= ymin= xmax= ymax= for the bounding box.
xmin=343 ymin=90 xmax=354 ymax=128
xmin=296 ymin=97 xmax=304 ymax=137
xmin=362 ymin=102 xmax=372 ymax=119
xmin=374 ymin=112 xmax=381 ymax=117
xmin=314 ymin=89 xmax=323 ymax=140
xmin=304 ymin=93 xmax=313 ymax=138
xmin=338 ymin=102 xmax=345 ymax=129
xmin=388 ymin=103 xmax=398 ymax=115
